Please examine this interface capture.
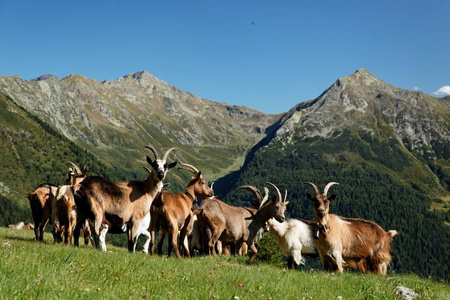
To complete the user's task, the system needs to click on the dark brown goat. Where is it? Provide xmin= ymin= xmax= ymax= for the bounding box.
xmin=74 ymin=146 xmax=177 ymax=252
xmin=196 ymin=182 xmax=289 ymax=261
xmin=149 ymin=162 xmax=214 ymax=258
xmin=304 ymin=182 xmax=398 ymax=275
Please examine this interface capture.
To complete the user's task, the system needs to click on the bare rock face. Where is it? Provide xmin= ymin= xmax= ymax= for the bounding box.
xmin=0 ymin=71 xmax=280 ymax=177
xmin=273 ymin=69 xmax=450 ymax=160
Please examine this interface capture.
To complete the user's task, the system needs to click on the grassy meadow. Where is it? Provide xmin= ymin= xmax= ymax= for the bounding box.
xmin=1 ymin=228 xmax=449 ymax=299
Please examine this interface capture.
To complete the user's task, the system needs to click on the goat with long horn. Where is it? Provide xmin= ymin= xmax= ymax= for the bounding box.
xmin=304 ymin=181 xmax=398 ymax=275
xmin=149 ymin=162 xmax=214 ymax=258
xmin=239 ymin=185 xmax=318 ymax=269
xmin=196 ymin=182 xmax=289 ymax=261
xmin=74 ymin=146 xmax=177 ymax=252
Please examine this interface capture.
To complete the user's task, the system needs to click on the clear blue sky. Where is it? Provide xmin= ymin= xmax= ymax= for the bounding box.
xmin=1 ymin=0 xmax=449 ymax=113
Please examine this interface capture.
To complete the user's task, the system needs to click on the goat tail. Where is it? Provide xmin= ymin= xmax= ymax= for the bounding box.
xmin=387 ymin=230 xmax=399 ymax=238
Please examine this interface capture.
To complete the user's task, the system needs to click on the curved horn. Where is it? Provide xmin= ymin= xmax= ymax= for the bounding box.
xmin=67 ymin=161 xmax=81 ymax=174
xmin=235 ymin=185 xmax=263 ymax=203
xmin=162 ymin=147 xmax=177 ymax=161
xmin=302 ymin=182 xmax=320 ymax=195
xmin=261 ymin=187 xmax=270 ymax=206
xmin=266 ymin=182 xmax=282 ymax=202
xmin=210 ymin=182 xmax=214 ymax=190
xmin=283 ymin=190 xmax=288 ymax=203
xmin=143 ymin=166 xmax=152 ymax=175
xmin=178 ymin=162 xmax=200 ymax=176
xmin=323 ymin=182 xmax=339 ymax=196
xmin=145 ymin=145 xmax=159 ymax=160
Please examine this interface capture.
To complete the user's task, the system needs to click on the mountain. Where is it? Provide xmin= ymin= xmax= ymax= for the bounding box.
xmin=0 ymin=71 xmax=281 ymax=182
xmin=0 ymin=92 xmax=127 ymax=225
xmin=214 ymin=69 xmax=450 ymax=280
xmin=1 ymin=68 xmax=449 ymax=280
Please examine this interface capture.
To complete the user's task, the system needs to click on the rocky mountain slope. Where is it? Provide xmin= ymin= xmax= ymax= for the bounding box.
xmin=275 ymin=69 xmax=449 ymax=160
xmin=0 ymin=71 xmax=281 ymax=180
xmin=224 ymin=69 xmax=449 ymax=196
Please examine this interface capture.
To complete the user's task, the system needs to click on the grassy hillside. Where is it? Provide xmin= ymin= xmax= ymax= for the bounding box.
xmin=1 ymin=228 xmax=448 ymax=299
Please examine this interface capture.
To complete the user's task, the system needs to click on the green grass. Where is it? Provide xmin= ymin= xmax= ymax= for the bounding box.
xmin=1 ymin=228 xmax=448 ymax=299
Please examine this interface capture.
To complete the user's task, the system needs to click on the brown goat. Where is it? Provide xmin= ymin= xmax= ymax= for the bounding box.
xmin=27 ymin=162 xmax=84 ymax=242
xmin=196 ymin=182 xmax=289 ymax=261
xmin=304 ymin=182 xmax=398 ymax=275
xmin=149 ymin=162 xmax=214 ymax=258
xmin=52 ymin=163 xmax=88 ymax=245
xmin=74 ymin=146 xmax=177 ymax=252
xmin=28 ymin=183 xmax=59 ymax=241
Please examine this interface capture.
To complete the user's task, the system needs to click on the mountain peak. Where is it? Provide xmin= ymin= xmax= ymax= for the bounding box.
xmin=335 ymin=68 xmax=387 ymax=92
xmin=123 ymin=71 xmax=154 ymax=81
xmin=30 ymin=74 xmax=58 ymax=82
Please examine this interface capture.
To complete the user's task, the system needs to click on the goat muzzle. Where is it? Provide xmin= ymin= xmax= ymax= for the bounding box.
xmin=157 ymin=171 xmax=165 ymax=180
xmin=276 ymin=216 xmax=285 ymax=223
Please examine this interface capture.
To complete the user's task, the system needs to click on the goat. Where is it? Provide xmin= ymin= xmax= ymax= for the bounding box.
xmin=238 ymin=185 xmax=318 ymax=269
xmin=27 ymin=162 xmax=84 ymax=242
xmin=74 ymin=146 xmax=177 ymax=252
xmin=28 ymin=183 xmax=59 ymax=241
xmin=52 ymin=163 xmax=88 ymax=245
xmin=8 ymin=222 xmax=35 ymax=230
xmin=196 ymin=182 xmax=289 ymax=261
xmin=304 ymin=182 xmax=398 ymax=275
xmin=97 ymin=182 xmax=169 ymax=253
xmin=150 ymin=162 xmax=214 ymax=258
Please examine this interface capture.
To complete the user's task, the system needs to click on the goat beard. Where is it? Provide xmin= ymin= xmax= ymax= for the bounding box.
xmin=316 ymin=217 xmax=329 ymax=235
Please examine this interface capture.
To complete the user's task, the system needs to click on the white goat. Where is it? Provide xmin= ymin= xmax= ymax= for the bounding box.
xmin=239 ymin=185 xmax=318 ymax=268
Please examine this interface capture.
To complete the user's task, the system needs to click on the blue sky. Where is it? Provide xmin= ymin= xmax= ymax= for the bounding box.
xmin=1 ymin=0 xmax=449 ymax=113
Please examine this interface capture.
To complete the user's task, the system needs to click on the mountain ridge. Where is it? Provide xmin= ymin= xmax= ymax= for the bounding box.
xmin=0 ymin=71 xmax=281 ymax=181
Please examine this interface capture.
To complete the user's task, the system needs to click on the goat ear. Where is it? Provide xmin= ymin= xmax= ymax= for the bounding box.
xmin=146 ymin=155 xmax=154 ymax=165
xmin=271 ymin=195 xmax=277 ymax=203
xmin=167 ymin=161 xmax=177 ymax=169
xmin=328 ymin=194 xmax=337 ymax=201
xmin=306 ymin=192 xmax=314 ymax=201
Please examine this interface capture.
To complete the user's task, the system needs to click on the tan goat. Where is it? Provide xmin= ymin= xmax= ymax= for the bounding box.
xmin=196 ymin=182 xmax=289 ymax=261
xmin=52 ymin=163 xmax=88 ymax=245
xmin=304 ymin=181 xmax=398 ymax=275
xmin=150 ymin=162 xmax=214 ymax=258
xmin=27 ymin=162 xmax=84 ymax=242
xmin=74 ymin=146 xmax=177 ymax=252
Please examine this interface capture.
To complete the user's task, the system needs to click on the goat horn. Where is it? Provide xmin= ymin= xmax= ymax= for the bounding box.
xmin=261 ymin=187 xmax=270 ymax=206
xmin=302 ymin=182 xmax=320 ymax=195
xmin=178 ymin=162 xmax=200 ymax=176
xmin=163 ymin=147 xmax=177 ymax=161
xmin=68 ymin=161 xmax=81 ymax=174
xmin=323 ymin=182 xmax=339 ymax=196
xmin=284 ymin=190 xmax=288 ymax=203
xmin=145 ymin=145 xmax=159 ymax=160
xmin=142 ymin=166 xmax=152 ymax=175
xmin=235 ymin=185 xmax=263 ymax=203
xmin=210 ymin=182 xmax=214 ymax=190
xmin=266 ymin=182 xmax=282 ymax=202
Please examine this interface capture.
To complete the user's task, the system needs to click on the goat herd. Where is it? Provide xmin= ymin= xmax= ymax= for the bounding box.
xmin=27 ymin=146 xmax=398 ymax=275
